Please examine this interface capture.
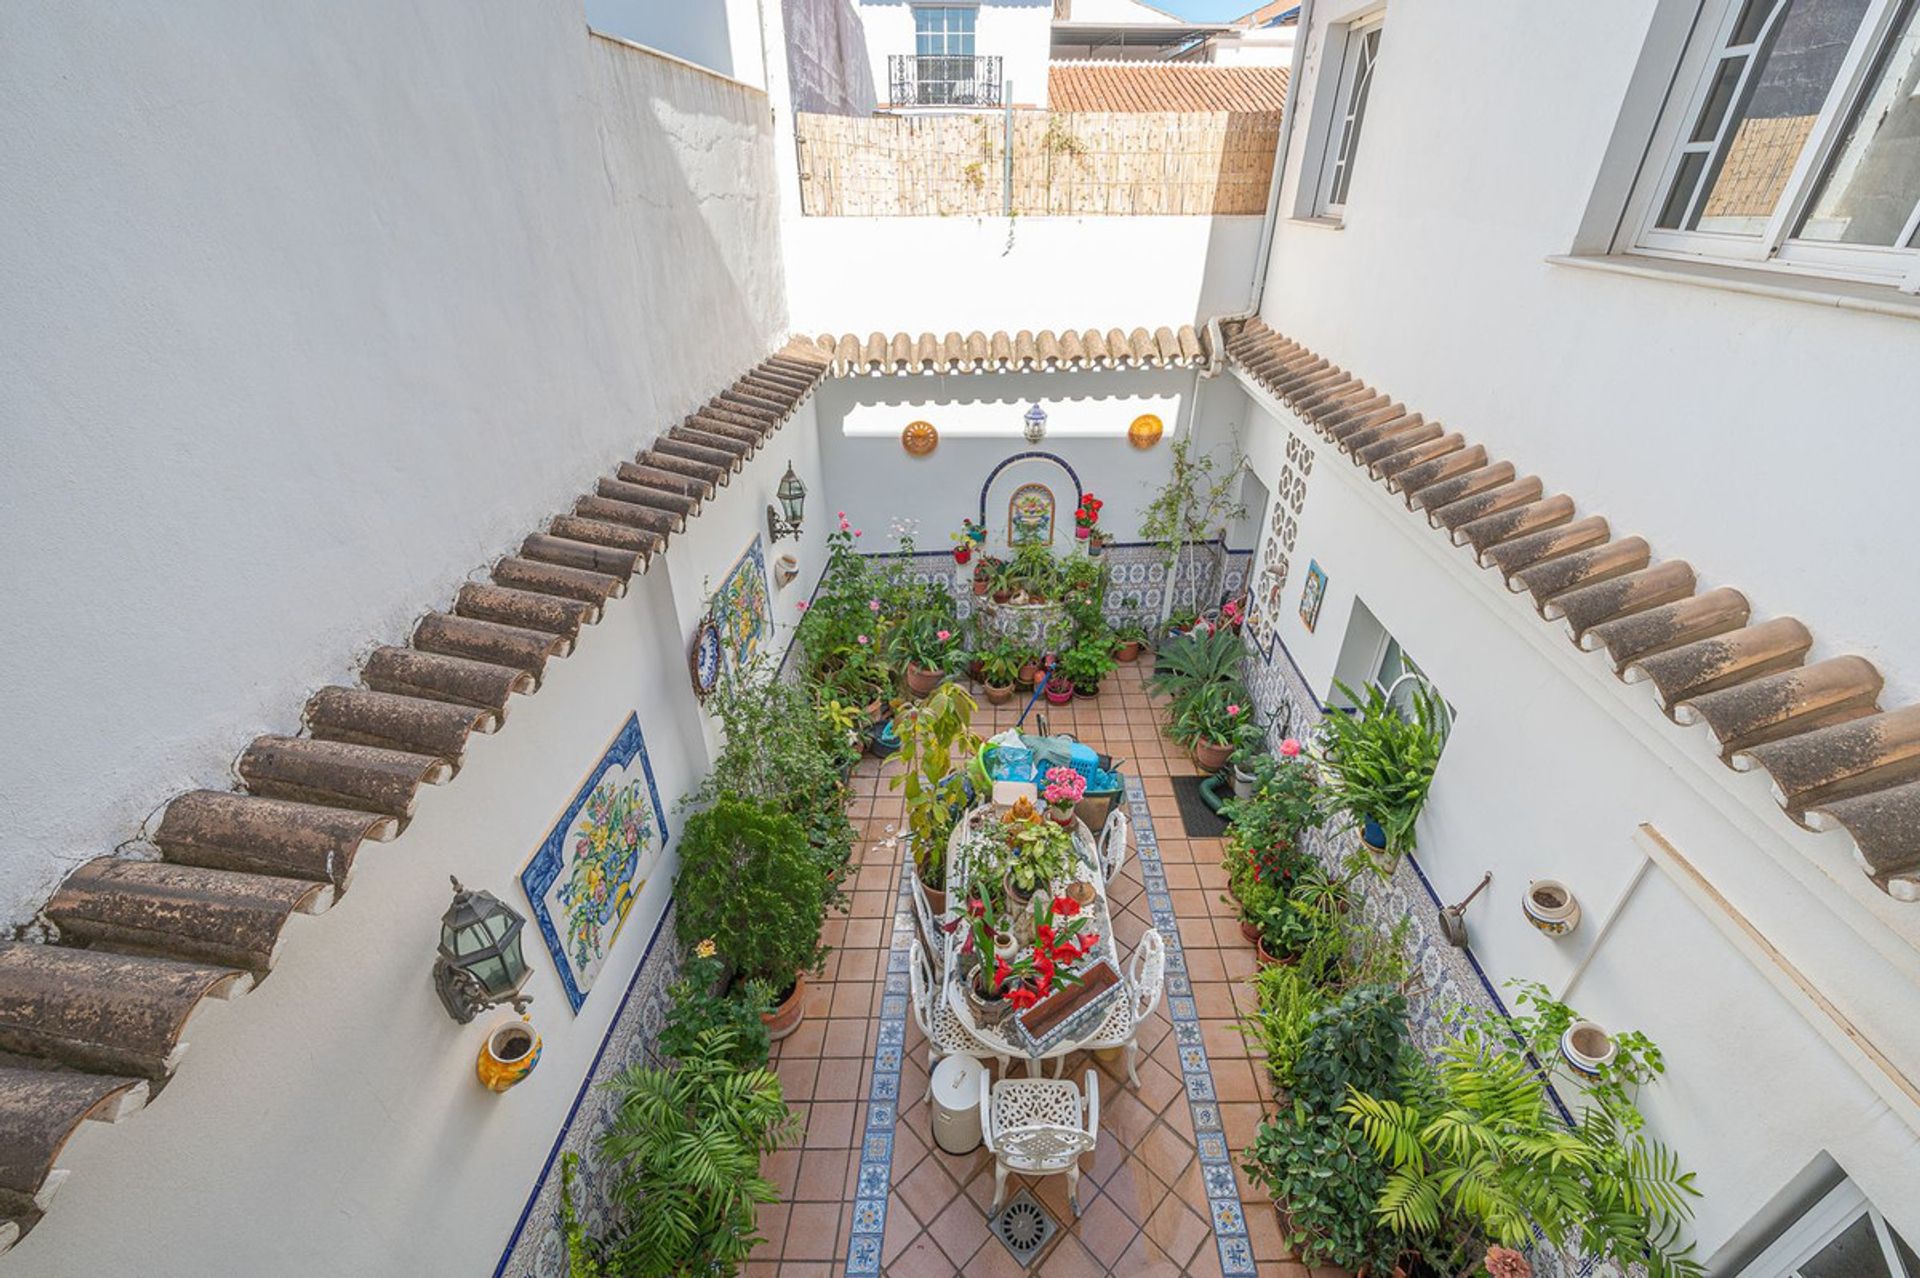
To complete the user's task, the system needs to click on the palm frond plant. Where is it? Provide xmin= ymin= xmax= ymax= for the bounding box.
xmin=1315 ymin=679 xmax=1445 ymax=867
xmin=593 ymin=1028 xmax=799 ymax=1278
xmin=1144 ymin=626 xmax=1247 ymax=703
xmin=1341 ymin=983 xmax=1702 ymax=1278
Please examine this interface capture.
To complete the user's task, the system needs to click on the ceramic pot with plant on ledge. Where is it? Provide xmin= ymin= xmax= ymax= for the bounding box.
xmin=1115 ymin=639 xmax=1142 ymax=662
xmin=954 ymin=544 xmax=972 ymax=566
xmin=905 ymin=663 xmax=943 ymax=697
xmin=762 ymin=974 xmax=809 ymax=1041
xmin=1045 ymin=677 xmax=1074 ymax=705
xmin=476 ymin=1017 xmax=543 ymax=1092
xmin=984 ymin=681 xmax=1013 ymax=705
xmin=1523 ymin=879 xmax=1581 ymax=936
xmin=1559 ymin=1020 xmax=1617 ymax=1076
xmin=1193 ymin=739 xmax=1233 ymax=771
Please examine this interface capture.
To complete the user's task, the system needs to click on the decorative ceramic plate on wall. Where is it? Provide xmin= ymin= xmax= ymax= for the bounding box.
xmin=1128 ymin=413 xmax=1163 ymax=449
xmin=689 ymin=615 xmax=722 ymax=699
xmin=902 ymin=420 xmax=938 ymax=456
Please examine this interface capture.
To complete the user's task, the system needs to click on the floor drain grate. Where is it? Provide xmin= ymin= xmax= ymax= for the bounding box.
xmin=988 ymin=1189 xmax=1058 ymax=1266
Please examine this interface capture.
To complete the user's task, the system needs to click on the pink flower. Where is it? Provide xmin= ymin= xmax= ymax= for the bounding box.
xmin=869 ymin=599 xmax=881 ymax=612
xmin=1226 ymin=704 xmax=1241 ymax=716
xmin=838 ymin=515 xmax=851 ymax=532
xmin=936 ymin=629 xmax=950 ymax=641
xmin=857 ymin=634 xmax=869 ymax=645
xmin=837 ymin=510 xmax=846 ymax=520
xmin=853 ymin=528 xmax=863 ymax=537
xmin=795 ymin=600 xmax=810 ymax=613
xmin=1280 ymin=738 xmax=1302 ymax=757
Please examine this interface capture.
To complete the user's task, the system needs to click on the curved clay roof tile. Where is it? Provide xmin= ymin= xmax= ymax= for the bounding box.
xmin=915 ymin=332 xmax=939 ymax=372
xmin=1585 ymin=586 xmax=1750 ymax=666
xmin=1734 ymin=704 xmax=1920 ymax=822
xmin=1083 ymin=329 xmax=1111 ymax=366
xmin=990 ymin=331 xmax=1014 ymax=367
xmin=940 ymin=331 xmax=966 ymax=372
xmin=1015 ymin=330 xmax=1039 ymax=368
xmin=889 ymin=332 xmax=912 ymax=371
xmin=1055 ymin=329 xmax=1081 ymax=367
xmin=1804 ymin=780 xmax=1920 ymax=892
xmin=1545 ymin=559 xmax=1698 ymax=640
xmin=1675 ymin=655 xmax=1882 ymax=756
xmin=966 ymin=331 xmax=991 ymax=368
xmin=1177 ymin=325 xmax=1203 ymax=363
xmin=864 ymin=333 xmax=888 ymax=373
xmin=834 ymin=334 xmax=859 ymax=374
xmin=1129 ymin=327 xmax=1155 ymax=365
xmin=1153 ymin=326 xmax=1179 ymax=365
xmin=1624 ymin=617 xmax=1813 ymax=711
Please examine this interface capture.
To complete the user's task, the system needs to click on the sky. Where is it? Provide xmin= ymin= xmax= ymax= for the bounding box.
xmin=1144 ymin=0 xmax=1274 ymax=18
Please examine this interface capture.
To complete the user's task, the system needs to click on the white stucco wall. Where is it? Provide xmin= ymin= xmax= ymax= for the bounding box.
xmin=786 ymin=214 xmax=1263 ymax=334
xmin=1239 ymin=383 xmax=1920 ymax=1259
xmin=812 ymin=366 xmax=1252 ymax=560
xmin=857 ymin=0 xmax=1054 ymax=106
xmin=0 ymin=4 xmax=787 ymax=930
xmin=1259 ymin=0 xmax=1920 ymax=706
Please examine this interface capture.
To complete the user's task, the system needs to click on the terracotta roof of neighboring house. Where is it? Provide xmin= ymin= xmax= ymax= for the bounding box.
xmin=1223 ymin=318 xmax=1920 ymax=902
xmin=806 ymin=325 xmax=1211 ymax=375
xmin=0 ymin=339 xmax=833 ymax=1253
xmin=1233 ymin=0 xmax=1300 ymax=27
xmin=1047 ymin=62 xmax=1289 ymax=113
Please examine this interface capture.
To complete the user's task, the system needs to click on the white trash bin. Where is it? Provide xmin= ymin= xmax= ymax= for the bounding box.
xmin=929 ymin=1055 xmax=985 ymax=1155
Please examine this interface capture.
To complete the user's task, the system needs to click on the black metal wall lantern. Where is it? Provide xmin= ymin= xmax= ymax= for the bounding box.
xmin=766 ymin=462 xmax=806 ymax=542
xmin=433 ymin=876 xmax=534 ymax=1023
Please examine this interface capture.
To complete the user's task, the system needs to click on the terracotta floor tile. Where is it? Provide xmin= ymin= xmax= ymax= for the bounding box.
xmin=1035 ymin=1234 xmax=1108 ymax=1278
xmin=896 ymin=1154 xmax=960 ymax=1228
xmin=1136 ymin=1119 xmax=1196 ymax=1192
xmin=803 ymin=1101 xmax=857 ymax=1149
xmin=1246 ymin=1200 xmax=1289 ymax=1260
xmin=780 ymin=1199 xmax=842 ymax=1261
xmin=924 ymin=1192 xmax=991 ymax=1270
xmin=822 ymin=1018 xmax=869 ymax=1057
xmin=1212 ymin=1057 xmax=1265 ymax=1103
xmin=776 ymin=1261 xmax=832 ymax=1277
xmin=793 ymin=1149 xmax=850 ymax=1201
xmin=1187 ymin=1238 xmax=1228 ymax=1277
xmin=1131 ymin=1054 xmax=1185 ymax=1115
xmin=776 ymin=1055 xmax=820 ymax=1101
xmin=1219 ymin=1100 xmax=1268 ymax=1150
xmin=754 ymin=1200 xmax=790 ymax=1260
xmin=1144 ymin=1193 xmax=1212 ymax=1269
xmin=1075 ymin=1189 xmax=1143 ymax=1270
xmin=887 ymin=1234 xmax=957 ymax=1278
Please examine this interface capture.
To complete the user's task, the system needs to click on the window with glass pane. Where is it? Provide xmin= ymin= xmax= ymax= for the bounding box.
xmin=1736 ymin=1180 xmax=1917 ymax=1278
xmin=1638 ymin=0 xmax=1920 ymax=285
xmin=1320 ymin=22 xmax=1382 ymax=214
xmin=914 ymin=6 xmax=976 ymax=58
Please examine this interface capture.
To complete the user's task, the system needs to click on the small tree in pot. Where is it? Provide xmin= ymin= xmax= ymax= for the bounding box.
xmin=675 ymin=796 xmax=830 ymax=1040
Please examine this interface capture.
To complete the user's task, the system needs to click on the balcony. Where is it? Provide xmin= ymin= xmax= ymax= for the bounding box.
xmin=887 ymin=53 xmax=1004 ymax=108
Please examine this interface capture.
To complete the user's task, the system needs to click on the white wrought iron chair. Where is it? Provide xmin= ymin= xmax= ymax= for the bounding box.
xmin=1097 ymin=806 xmax=1131 ymax=887
xmin=978 ymin=1068 xmax=1101 ymax=1217
xmin=1073 ymin=927 xmax=1167 ymax=1087
xmin=908 ymin=939 xmax=1007 ymax=1098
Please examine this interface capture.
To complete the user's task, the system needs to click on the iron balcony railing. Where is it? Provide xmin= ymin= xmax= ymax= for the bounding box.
xmin=887 ymin=53 xmax=1003 ymax=107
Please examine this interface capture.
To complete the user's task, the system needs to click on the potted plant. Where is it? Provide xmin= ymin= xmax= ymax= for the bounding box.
xmin=953 ymin=519 xmax=984 ymax=565
xmin=1316 ymin=680 xmax=1445 ymax=865
xmin=1139 ymin=438 xmax=1247 ymax=625
xmin=972 ymin=556 xmax=995 ymax=596
xmin=1170 ymin=683 xmax=1247 ymax=771
xmin=1017 ymin=648 xmax=1046 ymax=687
xmin=989 ymin=559 xmax=1017 ymax=604
xmin=1008 ymin=543 xmax=1057 ymax=603
xmin=1042 ymin=766 xmax=1086 ymax=825
xmin=674 ymin=796 xmax=830 ymax=1040
xmin=1056 ymin=634 xmax=1119 ymax=698
xmin=999 ymin=799 xmax=1076 ymax=911
xmin=978 ymin=644 xmax=1022 ymax=705
xmin=900 ymin=619 xmax=959 ymax=697
xmin=589 ymin=1027 xmax=798 ymax=1276
xmin=890 ymin=683 xmax=985 ymax=911
xmin=1073 ymin=491 xmax=1103 ymax=543
xmin=1113 ymin=621 xmax=1148 ymax=663
xmin=1044 ymin=671 xmax=1075 ymax=705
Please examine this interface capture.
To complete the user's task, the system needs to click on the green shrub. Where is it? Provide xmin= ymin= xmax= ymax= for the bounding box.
xmin=657 ymin=951 xmax=773 ymax=1072
xmin=1244 ymin=1103 xmax=1401 ymax=1274
xmin=675 ymin=796 xmax=827 ymax=995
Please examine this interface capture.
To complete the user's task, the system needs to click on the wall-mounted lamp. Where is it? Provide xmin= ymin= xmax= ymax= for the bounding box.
xmin=766 ymin=462 xmax=807 ymax=543
xmin=433 ymin=876 xmax=534 ymax=1024
xmin=1022 ymin=404 xmax=1048 ymax=445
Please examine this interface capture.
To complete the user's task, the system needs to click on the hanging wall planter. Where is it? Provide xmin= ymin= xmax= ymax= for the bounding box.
xmin=1523 ymin=879 xmax=1582 ymax=937
xmin=1559 ymin=1020 xmax=1617 ymax=1076
xmin=476 ymin=1017 xmax=543 ymax=1093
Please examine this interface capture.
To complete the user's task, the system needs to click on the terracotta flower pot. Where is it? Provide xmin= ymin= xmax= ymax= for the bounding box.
xmin=864 ymin=698 xmax=885 ymax=725
xmin=1238 ymin=919 xmax=1262 ymax=946
xmin=1193 ymin=739 xmax=1233 ymax=771
xmin=476 ymin=1017 xmax=543 ymax=1093
xmin=1115 ymin=641 xmax=1142 ymax=662
xmin=924 ymin=883 xmax=947 ymax=916
xmin=973 ymin=577 xmax=990 ymax=596
xmin=985 ymin=681 xmax=1014 ymax=705
xmin=762 ymin=975 xmax=809 ymax=1042
xmin=1255 ymin=937 xmax=1297 ymax=967
xmin=1019 ymin=662 xmax=1042 ymax=686
xmin=905 ymin=663 xmax=943 ymax=696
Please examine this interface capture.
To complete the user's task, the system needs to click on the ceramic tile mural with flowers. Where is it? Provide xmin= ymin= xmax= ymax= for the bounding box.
xmin=520 ymin=713 xmax=670 ymax=1013
xmin=714 ymin=536 xmax=773 ymax=675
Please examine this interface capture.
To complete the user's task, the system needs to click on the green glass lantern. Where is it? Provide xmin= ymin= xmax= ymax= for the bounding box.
xmin=433 ymin=876 xmax=533 ymax=1023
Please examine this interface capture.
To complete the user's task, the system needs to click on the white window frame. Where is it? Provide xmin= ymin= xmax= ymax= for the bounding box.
xmin=1313 ymin=16 xmax=1384 ymax=219
xmin=1736 ymin=1179 xmax=1917 ymax=1278
xmin=1627 ymin=0 xmax=1920 ymax=293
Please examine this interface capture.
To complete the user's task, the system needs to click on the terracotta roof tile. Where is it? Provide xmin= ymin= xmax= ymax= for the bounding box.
xmin=1223 ymin=316 xmax=1920 ymax=901
xmin=817 ymin=324 xmax=1211 ymax=375
xmin=0 ymin=340 xmax=833 ymax=1250
xmin=1047 ymin=62 xmax=1289 ymax=113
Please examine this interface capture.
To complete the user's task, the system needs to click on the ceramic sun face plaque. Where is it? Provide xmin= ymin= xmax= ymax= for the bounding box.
xmin=902 ymin=420 xmax=938 ymax=456
xmin=521 ymin=713 xmax=668 ymax=1012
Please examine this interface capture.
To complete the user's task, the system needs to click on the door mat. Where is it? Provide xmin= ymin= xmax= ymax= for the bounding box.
xmin=1171 ymin=775 xmax=1230 ymax=838
xmin=987 ymin=1188 xmax=1058 ymax=1267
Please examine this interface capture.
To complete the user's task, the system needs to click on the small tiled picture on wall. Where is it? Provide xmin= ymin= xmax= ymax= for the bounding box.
xmin=1299 ymin=560 xmax=1327 ymax=632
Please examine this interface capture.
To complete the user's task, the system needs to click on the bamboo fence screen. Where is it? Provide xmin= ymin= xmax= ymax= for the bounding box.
xmin=794 ymin=109 xmax=1281 ymax=217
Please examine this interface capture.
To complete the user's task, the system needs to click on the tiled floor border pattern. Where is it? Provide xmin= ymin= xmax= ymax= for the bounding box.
xmin=1125 ymin=774 xmax=1260 ymax=1277
xmin=844 ymin=875 xmax=915 ymax=1275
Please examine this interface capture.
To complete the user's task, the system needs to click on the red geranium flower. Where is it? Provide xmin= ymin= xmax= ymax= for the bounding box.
xmin=1052 ymin=895 xmax=1081 ymax=917
xmin=1006 ymin=986 xmax=1040 ymax=1010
